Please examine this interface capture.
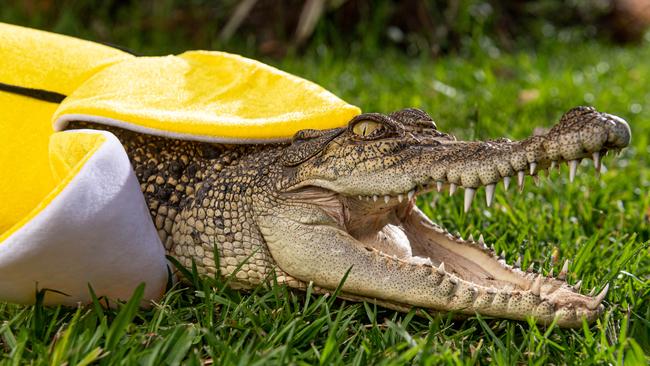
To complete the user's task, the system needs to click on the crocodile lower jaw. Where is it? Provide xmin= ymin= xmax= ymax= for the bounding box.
xmin=357 ymin=196 xmax=607 ymax=324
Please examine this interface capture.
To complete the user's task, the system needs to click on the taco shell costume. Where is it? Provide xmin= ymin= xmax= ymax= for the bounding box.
xmin=0 ymin=22 xmax=360 ymax=305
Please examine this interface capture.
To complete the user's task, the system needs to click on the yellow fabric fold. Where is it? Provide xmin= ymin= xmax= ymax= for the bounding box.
xmin=0 ymin=22 xmax=131 ymax=233
xmin=49 ymin=132 xmax=106 ymax=184
xmin=0 ymin=93 xmax=58 ymax=233
xmin=0 ymin=132 xmax=105 ymax=243
xmin=54 ymin=51 xmax=361 ymax=142
xmin=0 ymin=22 xmax=132 ymax=95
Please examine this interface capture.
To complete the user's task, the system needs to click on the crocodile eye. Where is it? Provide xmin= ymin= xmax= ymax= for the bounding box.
xmin=352 ymin=120 xmax=384 ymax=138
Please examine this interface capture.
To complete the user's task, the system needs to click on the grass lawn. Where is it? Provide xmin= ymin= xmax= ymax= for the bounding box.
xmin=1 ymin=34 xmax=649 ymax=364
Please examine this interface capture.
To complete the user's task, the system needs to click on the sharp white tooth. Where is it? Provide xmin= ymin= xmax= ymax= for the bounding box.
xmin=548 ymin=268 xmax=554 ymax=278
xmin=384 ymin=195 xmax=390 ymax=204
xmin=592 ymin=151 xmax=601 ymax=172
xmin=573 ymin=280 xmax=582 ymax=291
xmin=487 ymin=287 xmax=497 ymax=294
xmin=358 ymin=195 xmax=363 ymax=200
xmin=365 ymin=196 xmax=371 ymax=201
xmin=449 ymin=276 xmax=458 ymax=284
xmin=550 ymin=160 xmax=557 ymax=170
xmin=436 ymin=181 xmax=443 ymax=192
xmin=588 ymin=287 xmax=596 ymax=296
xmin=373 ymin=195 xmax=378 ymax=202
xmin=485 ymin=184 xmax=496 ymax=207
xmin=517 ymin=171 xmax=525 ymax=191
xmin=586 ymin=284 xmax=609 ymax=310
xmin=437 ymin=262 xmax=446 ymax=274
xmin=503 ymin=176 xmax=511 ymax=190
xmin=464 ymin=188 xmax=476 ymax=213
xmin=530 ymin=162 xmax=537 ymax=175
xmin=449 ymin=183 xmax=457 ymax=196
xmin=397 ymin=194 xmax=403 ymax=203
xmin=478 ymin=234 xmax=485 ymax=245
xmin=408 ymin=190 xmax=415 ymax=200
xmin=569 ymin=159 xmax=578 ymax=182
xmin=533 ymin=176 xmax=540 ymax=186
xmin=559 ymin=260 xmax=570 ymax=280
xmin=500 ymin=250 xmax=506 ymax=259
xmin=468 ymin=234 xmax=475 ymax=242
xmin=527 ymin=263 xmax=535 ymax=272
xmin=531 ymin=275 xmax=542 ymax=295
xmin=515 ymin=256 xmax=522 ymax=268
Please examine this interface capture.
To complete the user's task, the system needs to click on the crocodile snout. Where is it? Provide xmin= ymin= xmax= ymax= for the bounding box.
xmin=417 ymin=106 xmax=632 ymax=212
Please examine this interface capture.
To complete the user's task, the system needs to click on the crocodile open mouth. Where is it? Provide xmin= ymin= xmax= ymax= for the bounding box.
xmin=288 ymin=168 xmax=609 ymax=327
xmin=344 ymin=180 xmax=595 ymax=291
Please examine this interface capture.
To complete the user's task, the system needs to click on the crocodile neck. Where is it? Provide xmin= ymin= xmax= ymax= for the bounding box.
xmin=65 ymin=121 xmax=296 ymax=287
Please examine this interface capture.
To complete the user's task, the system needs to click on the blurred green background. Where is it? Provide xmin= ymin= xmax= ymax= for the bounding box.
xmin=3 ymin=0 xmax=649 ymax=58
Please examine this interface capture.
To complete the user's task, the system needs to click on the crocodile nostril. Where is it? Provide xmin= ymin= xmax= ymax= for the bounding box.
xmin=603 ymin=113 xmax=632 ymax=147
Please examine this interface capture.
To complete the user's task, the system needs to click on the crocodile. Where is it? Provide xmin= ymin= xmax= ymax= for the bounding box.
xmin=68 ymin=105 xmax=631 ymax=327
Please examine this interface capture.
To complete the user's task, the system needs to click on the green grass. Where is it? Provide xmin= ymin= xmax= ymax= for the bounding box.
xmin=1 ymin=29 xmax=649 ymax=365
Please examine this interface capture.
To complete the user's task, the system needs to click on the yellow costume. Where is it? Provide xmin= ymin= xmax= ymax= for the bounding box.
xmin=0 ymin=22 xmax=360 ymax=305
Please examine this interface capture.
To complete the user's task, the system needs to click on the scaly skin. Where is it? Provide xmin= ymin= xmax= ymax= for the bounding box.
xmin=67 ymin=106 xmax=631 ymax=327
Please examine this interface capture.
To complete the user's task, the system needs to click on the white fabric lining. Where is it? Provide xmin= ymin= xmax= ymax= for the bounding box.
xmin=54 ymin=114 xmax=293 ymax=144
xmin=0 ymin=130 xmax=168 ymax=305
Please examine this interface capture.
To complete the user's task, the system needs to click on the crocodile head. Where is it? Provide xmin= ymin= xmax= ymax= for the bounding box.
xmin=260 ymin=106 xmax=631 ymax=327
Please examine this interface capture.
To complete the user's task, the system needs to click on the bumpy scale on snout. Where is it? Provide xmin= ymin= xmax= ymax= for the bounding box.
xmin=258 ymin=106 xmax=630 ymax=328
